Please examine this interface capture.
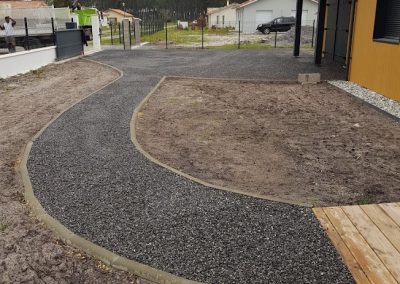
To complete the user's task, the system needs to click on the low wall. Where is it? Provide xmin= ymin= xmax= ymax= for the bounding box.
xmin=0 ymin=46 xmax=57 ymax=78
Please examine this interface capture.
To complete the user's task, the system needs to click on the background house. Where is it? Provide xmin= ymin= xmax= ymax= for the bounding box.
xmin=0 ymin=0 xmax=46 ymax=9
xmin=207 ymin=1 xmax=239 ymax=28
xmin=236 ymin=0 xmax=318 ymax=33
xmin=104 ymin=8 xmax=136 ymax=25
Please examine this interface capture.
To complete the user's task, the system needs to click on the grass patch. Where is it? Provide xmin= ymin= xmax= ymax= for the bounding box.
xmin=101 ymin=38 xmax=122 ymax=45
xmin=0 ymin=223 xmax=7 ymax=232
xmin=31 ymin=68 xmax=45 ymax=77
xmin=357 ymin=196 xmax=377 ymax=205
xmin=142 ymin=25 xmax=234 ymax=45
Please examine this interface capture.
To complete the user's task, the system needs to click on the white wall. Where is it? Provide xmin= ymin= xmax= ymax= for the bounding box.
xmin=237 ymin=0 xmax=318 ymax=33
xmin=208 ymin=7 xmax=237 ymax=28
xmin=0 ymin=46 xmax=56 ymax=78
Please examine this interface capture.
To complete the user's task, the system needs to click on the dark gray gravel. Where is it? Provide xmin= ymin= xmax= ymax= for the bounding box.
xmin=27 ymin=49 xmax=353 ymax=283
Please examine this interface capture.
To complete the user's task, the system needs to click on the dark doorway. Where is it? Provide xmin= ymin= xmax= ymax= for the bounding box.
xmin=324 ymin=0 xmax=352 ymax=63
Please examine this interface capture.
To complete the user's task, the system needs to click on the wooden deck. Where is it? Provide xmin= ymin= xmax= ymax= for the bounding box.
xmin=314 ymin=203 xmax=400 ymax=284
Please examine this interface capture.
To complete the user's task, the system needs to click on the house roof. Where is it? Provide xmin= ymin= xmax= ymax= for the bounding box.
xmin=207 ymin=3 xmax=240 ymax=15
xmin=238 ymin=0 xmax=318 ymax=9
xmin=0 ymin=0 xmax=46 ymax=9
xmin=238 ymin=0 xmax=258 ymax=8
xmin=105 ymin=8 xmax=135 ymax=18
xmin=207 ymin=7 xmax=220 ymax=14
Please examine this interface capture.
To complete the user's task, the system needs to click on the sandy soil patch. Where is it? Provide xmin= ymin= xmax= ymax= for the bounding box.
xmin=136 ymin=78 xmax=400 ymax=207
xmin=0 ymin=60 xmax=144 ymax=283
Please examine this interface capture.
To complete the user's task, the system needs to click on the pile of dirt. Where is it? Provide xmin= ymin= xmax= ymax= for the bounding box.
xmin=136 ymin=78 xmax=400 ymax=207
xmin=0 ymin=60 xmax=146 ymax=283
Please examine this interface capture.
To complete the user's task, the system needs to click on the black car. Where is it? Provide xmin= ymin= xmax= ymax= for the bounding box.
xmin=257 ymin=17 xmax=296 ymax=34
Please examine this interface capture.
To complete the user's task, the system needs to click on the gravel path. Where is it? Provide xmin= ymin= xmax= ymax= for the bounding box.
xmin=329 ymin=80 xmax=400 ymax=119
xmin=27 ymin=49 xmax=353 ymax=283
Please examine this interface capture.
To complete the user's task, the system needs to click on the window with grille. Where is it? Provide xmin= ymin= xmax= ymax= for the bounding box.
xmin=373 ymin=0 xmax=400 ymax=43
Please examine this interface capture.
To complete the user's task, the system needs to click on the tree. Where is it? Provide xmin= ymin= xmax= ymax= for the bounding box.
xmin=53 ymin=0 xmax=71 ymax=8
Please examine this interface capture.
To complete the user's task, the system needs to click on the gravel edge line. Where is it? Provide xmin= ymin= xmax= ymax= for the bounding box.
xmin=131 ymin=76 xmax=313 ymax=208
xmin=19 ymin=59 xmax=201 ymax=284
xmin=328 ymin=80 xmax=400 ymax=121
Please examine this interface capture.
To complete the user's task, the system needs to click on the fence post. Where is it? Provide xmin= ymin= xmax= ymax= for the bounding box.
xmin=201 ymin=22 xmax=204 ymax=49
xmin=165 ymin=20 xmax=168 ymax=49
xmin=51 ymin=17 xmax=56 ymax=46
xmin=311 ymin=19 xmax=315 ymax=48
xmin=238 ymin=21 xmax=241 ymax=49
xmin=110 ymin=23 xmax=113 ymax=45
xmin=129 ymin=20 xmax=132 ymax=47
xmin=275 ymin=32 xmax=277 ymax=48
xmin=118 ymin=23 xmax=121 ymax=44
xmin=24 ymin=17 xmax=29 ymax=50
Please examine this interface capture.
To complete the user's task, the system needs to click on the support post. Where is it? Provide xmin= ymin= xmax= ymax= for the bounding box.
xmin=129 ymin=20 xmax=132 ymax=47
xmin=311 ymin=19 xmax=315 ymax=48
xmin=345 ymin=0 xmax=356 ymax=80
xmin=275 ymin=32 xmax=277 ymax=48
xmin=134 ymin=19 xmax=141 ymax=46
xmin=51 ymin=17 xmax=56 ymax=46
xmin=238 ymin=21 xmax=241 ymax=49
xmin=110 ymin=23 xmax=113 ymax=45
xmin=121 ymin=22 xmax=123 ymax=47
xmin=122 ymin=18 xmax=131 ymax=50
xmin=165 ymin=21 xmax=168 ymax=49
xmin=24 ymin=17 xmax=29 ymax=50
xmin=118 ymin=23 xmax=121 ymax=44
xmin=91 ymin=15 xmax=101 ymax=51
xmin=294 ymin=0 xmax=303 ymax=56
xmin=314 ymin=0 xmax=327 ymax=64
xmin=201 ymin=21 xmax=204 ymax=49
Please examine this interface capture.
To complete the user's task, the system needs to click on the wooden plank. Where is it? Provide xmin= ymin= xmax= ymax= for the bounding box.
xmin=343 ymin=206 xmax=400 ymax=282
xmin=379 ymin=203 xmax=400 ymax=227
xmin=323 ymin=207 xmax=397 ymax=284
xmin=361 ymin=204 xmax=400 ymax=253
xmin=313 ymin=208 xmax=371 ymax=284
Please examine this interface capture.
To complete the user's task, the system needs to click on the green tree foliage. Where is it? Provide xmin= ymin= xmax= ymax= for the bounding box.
xmin=85 ymin=0 xmax=248 ymax=19
xmin=53 ymin=0 xmax=71 ymax=8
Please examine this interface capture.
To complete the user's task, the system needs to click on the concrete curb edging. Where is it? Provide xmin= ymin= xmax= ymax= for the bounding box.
xmin=19 ymin=59 xmax=201 ymax=284
xmin=131 ymin=76 xmax=313 ymax=208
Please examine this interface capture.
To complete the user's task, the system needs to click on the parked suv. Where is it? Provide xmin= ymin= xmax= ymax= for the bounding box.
xmin=257 ymin=17 xmax=296 ymax=34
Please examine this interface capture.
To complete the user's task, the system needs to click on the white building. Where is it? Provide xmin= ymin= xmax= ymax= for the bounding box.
xmin=236 ymin=0 xmax=318 ymax=33
xmin=207 ymin=1 xmax=240 ymax=28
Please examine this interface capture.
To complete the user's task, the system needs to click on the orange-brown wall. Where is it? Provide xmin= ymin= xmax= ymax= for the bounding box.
xmin=349 ymin=0 xmax=400 ymax=101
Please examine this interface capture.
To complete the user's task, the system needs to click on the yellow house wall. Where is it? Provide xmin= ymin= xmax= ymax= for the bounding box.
xmin=349 ymin=0 xmax=400 ymax=101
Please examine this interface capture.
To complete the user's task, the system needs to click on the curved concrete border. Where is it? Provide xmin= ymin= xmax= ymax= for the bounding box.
xmin=131 ymin=76 xmax=312 ymax=208
xmin=19 ymin=59 xmax=201 ymax=284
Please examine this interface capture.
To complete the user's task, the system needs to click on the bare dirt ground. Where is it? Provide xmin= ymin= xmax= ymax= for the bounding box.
xmin=136 ymin=78 xmax=400 ymax=207
xmin=0 ymin=60 xmax=147 ymax=283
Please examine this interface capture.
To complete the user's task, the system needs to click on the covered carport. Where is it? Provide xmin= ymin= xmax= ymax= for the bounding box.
xmin=315 ymin=0 xmax=354 ymax=73
xmin=293 ymin=0 xmax=354 ymax=78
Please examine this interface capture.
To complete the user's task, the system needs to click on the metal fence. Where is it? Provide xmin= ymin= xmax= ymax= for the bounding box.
xmin=100 ymin=22 xmax=122 ymax=45
xmin=0 ymin=7 xmax=73 ymax=54
xmin=100 ymin=20 xmax=164 ymax=47
xmin=129 ymin=19 xmax=316 ymax=50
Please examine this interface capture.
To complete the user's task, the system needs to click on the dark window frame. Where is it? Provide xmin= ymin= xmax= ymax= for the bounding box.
xmin=373 ymin=0 xmax=400 ymax=44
